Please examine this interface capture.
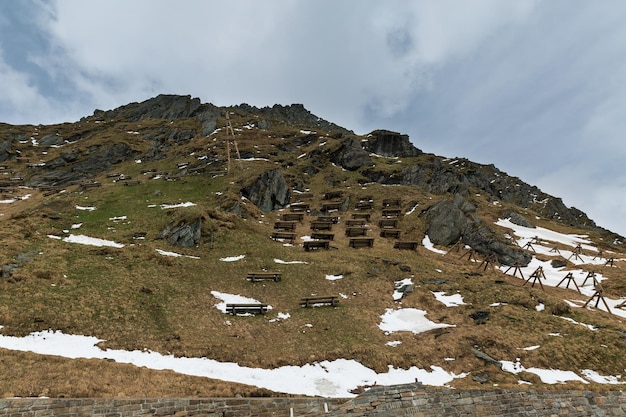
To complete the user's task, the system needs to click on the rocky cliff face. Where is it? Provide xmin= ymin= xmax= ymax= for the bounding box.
xmin=4 ymin=94 xmax=612 ymax=243
xmin=362 ymin=130 xmax=423 ymax=158
xmin=362 ymin=154 xmax=597 ymax=231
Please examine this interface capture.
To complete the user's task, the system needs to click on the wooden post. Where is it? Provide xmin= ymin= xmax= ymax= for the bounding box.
xmin=225 ymin=112 xmax=242 ymax=173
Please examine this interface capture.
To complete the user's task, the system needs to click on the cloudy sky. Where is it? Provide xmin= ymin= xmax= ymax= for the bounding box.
xmin=2 ymin=1 xmax=626 ymax=236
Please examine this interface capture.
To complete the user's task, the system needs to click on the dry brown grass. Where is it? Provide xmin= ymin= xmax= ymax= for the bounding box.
xmin=0 ymin=116 xmax=625 ymax=398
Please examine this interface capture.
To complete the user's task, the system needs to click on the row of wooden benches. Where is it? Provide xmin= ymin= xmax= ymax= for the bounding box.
xmin=300 ymin=238 xmax=419 ymax=251
xmin=271 ymin=231 xmax=418 ymax=250
xmin=280 ymin=213 xmax=400 ymax=225
xmin=275 ymin=218 xmax=400 ymax=230
xmin=291 ymin=192 xmax=401 ymax=208
xmin=225 ymin=295 xmax=339 ymax=315
xmin=289 ymin=202 xmax=403 ymax=217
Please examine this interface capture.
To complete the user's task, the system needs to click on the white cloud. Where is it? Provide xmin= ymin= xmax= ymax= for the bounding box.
xmin=31 ymin=0 xmax=539 ymax=130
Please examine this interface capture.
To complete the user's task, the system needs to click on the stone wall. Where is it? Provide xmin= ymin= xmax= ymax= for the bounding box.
xmin=2 ymin=385 xmax=626 ymax=417
xmin=0 ymin=397 xmax=344 ymax=417
xmin=331 ymin=383 xmax=626 ymax=417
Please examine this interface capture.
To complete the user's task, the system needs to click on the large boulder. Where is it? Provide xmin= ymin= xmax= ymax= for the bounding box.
xmin=502 ymin=210 xmax=535 ymax=228
xmin=462 ymin=222 xmax=532 ymax=266
xmin=329 ymin=138 xmax=373 ymax=171
xmin=241 ymin=169 xmax=291 ymax=212
xmin=422 ymin=195 xmax=476 ymax=245
xmin=422 ymin=195 xmax=531 ymax=266
xmin=158 ymin=218 xmax=202 ymax=247
xmin=362 ymin=130 xmax=422 ymax=158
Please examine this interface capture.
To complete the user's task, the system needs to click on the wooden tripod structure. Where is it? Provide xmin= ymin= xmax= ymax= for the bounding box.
xmin=477 ymin=253 xmax=500 ymax=271
xmin=581 ymin=271 xmax=598 ymax=287
xmin=225 ymin=112 xmax=242 ymax=173
xmin=446 ymin=238 xmax=464 ymax=255
xmin=460 ymin=248 xmax=478 ymax=263
xmin=549 ymin=246 xmax=561 ymax=255
xmin=523 ymin=266 xmax=546 ymax=290
xmin=556 ymin=272 xmax=581 ymax=293
xmin=582 ymin=284 xmax=612 ymax=314
xmin=567 ymin=243 xmax=584 ymax=262
xmin=522 ymin=239 xmax=537 ymax=253
xmin=504 ymin=262 xmax=525 ymax=279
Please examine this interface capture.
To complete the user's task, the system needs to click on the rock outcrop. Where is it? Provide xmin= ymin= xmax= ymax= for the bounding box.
xmin=158 ymin=218 xmax=202 ymax=247
xmin=330 ymin=138 xmax=373 ymax=171
xmin=362 ymin=154 xmax=597 ymax=231
xmin=362 ymin=130 xmax=422 ymax=158
xmin=91 ymin=94 xmax=203 ymax=122
xmin=422 ymin=195 xmax=531 ymax=266
xmin=241 ymin=169 xmax=291 ymax=212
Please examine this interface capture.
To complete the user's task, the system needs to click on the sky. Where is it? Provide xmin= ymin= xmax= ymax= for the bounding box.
xmin=2 ymin=1 xmax=626 ymax=236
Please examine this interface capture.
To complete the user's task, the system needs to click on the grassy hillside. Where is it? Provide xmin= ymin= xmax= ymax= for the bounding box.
xmin=0 ymin=102 xmax=624 ymax=398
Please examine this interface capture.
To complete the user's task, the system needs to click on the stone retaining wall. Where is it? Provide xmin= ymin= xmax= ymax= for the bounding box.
xmin=331 ymin=383 xmax=626 ymax=416
xmin=0 ymin=397 xmax=343 ymax=417
xmin=1 ymin=385 xmax=626 ymax=417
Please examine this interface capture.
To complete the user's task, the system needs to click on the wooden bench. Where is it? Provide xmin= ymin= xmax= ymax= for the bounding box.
xmin=300 ymin=296 xmax=339 ymax=307
xmin=113 ymin=174 xmax=132 ymax=182
xmin=382 ymin=198 xmax=401 ymax=208
xmin=291 ymin=192 xmax=313 ymax=202
xmin=317 ymin=215 xmax=340 ymax=224
xmin=382 ymin=209 xmax=402 ymax=218
xmin=351 ymin=213 xmax=371 ymax=221
xmin=303 ymin=240 xmax=330 ymax=251
xmin=321 ymin=202 xmax=343 ymax=213
xmin=310 ymin=221 xmax=333 ymax=231
xmin=281 ymin=213 xmax=304 ymax=222
xmin=345 ymin=219 xmax=366 ymax=227
xmin=311 ymin=232 xmax=334 ymax=241
xmin=274 ymin=221 xmax=298 ymax=231
xmin=323 ymin=191 xmax=344 ymax=200
xmin=394 ymin=241 xmax=419 ymax=250
xmin=355 ymin=201 xmax=374 ymax=210
xmin=378 ymin=219 xmax=399 ymax=229
xmin=226 ymin=303 xmax=269 ymax=315
xmin=380 ymin=229 xmax=401 ymax=238
xmin=290 ymin=203 xmax=310 ymax=212
xmin=345 ymin=227 xmax=368 ymax=237
xmin=78 ymin=181 xmax=101 ymax=190
xmin=349 ymin=237 xmax=374 ymax=248
xmin=271 ymin=232 xmax=296 ymax=243
xmin=246 ymin=272 xmax=282 ymax=282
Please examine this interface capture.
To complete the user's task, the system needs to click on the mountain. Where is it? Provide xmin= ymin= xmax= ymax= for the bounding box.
xmin=0 ymin=94 xmax=624 ymax=398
